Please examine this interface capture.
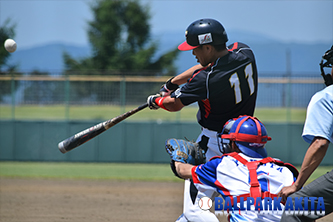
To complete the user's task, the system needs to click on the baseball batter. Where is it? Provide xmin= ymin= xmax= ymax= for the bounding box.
xmin=147 ymin=18 xmax=258 ymax=221
xmin=166 ymin=115 xmax=298 ymax=221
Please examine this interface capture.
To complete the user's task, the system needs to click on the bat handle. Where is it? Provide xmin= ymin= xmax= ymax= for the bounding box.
xmin=138 ymin=102 xmax=149 ymax=110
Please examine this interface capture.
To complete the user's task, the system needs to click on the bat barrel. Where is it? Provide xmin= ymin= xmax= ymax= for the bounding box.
xmin=58 ymin=124 xmax=107 ymax=154
xmin=57 ymin=103 xmax=148 ymax=154
xmin=58 ymin=141 xmax=68 ymax=153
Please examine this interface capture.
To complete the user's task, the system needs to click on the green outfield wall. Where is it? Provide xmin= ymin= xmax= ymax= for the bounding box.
xmin=0 ymin=120 xmax=332 ymax=165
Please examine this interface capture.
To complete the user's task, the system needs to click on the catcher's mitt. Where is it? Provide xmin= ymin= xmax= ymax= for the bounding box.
xmin=165 ymin=138 xmax=206 ymax=165
xmin=165 ymin=138 xmax=206 ymax=179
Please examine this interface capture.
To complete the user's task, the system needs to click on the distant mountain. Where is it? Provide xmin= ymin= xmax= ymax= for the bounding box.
xmin=7 ymin=43 xmax=91 ymax=73
xmin=159 ymin=30 xmax=331 ymax=75
xmin=6 ymin=31 xmax=331 ymax=76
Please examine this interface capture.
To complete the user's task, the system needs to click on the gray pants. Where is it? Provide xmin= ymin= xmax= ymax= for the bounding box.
xmin=280 ymin=169 xmax=333 ymax=222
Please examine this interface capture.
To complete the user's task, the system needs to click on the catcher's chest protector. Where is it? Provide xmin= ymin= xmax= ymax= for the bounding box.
xmin=223 ymin=152 xmax=298 ymax=200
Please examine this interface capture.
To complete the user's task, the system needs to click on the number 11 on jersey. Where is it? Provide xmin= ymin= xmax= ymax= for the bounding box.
xmin=229 ymin=63 xmax=255 ymax=104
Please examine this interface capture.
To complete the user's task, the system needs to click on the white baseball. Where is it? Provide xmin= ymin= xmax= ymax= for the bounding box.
xmin=4 ymin=39 xmax=17 ymax=53
xmin=198 ymin=196 xmax=212 ymax=211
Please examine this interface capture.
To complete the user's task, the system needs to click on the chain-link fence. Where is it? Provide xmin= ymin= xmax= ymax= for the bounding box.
xmin=0 ymin=75 xmax=166 ymax=106
xmin=0 ymin=73 xmax=326 ymax=120
xmin=256 ymin=75 xmax=324 ymax=107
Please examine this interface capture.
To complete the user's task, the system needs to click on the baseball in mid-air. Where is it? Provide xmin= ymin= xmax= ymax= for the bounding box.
xmin=4 ymin=39 xmax=17 ymax=53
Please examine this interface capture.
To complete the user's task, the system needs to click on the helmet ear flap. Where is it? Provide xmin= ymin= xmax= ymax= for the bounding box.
xmin=221 ymin=140 xmax=232 ymax=154
xmin=219 ymin=119 xmax=236 ymax=154
xmin=222 ymin=119 xmax=235 ymax=135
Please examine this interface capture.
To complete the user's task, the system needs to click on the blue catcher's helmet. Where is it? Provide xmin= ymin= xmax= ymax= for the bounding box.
xmin=221 ymin=116 xmax=272 ymax=158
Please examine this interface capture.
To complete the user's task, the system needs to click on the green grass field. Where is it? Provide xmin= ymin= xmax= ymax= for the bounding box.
xmin=0 ymin=105 xmax=306 ymax=123
xmin=0 ymin=162 xmax=178 ymax=181
xmin=0 ymin=162 xmax=331 ymax=185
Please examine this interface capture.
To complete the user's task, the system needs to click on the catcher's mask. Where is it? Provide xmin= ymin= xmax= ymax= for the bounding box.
xmin=321 ymin=45 xmax=333 ymax=68
xmin=220 ymin=115 xmax=272 ymax=158
xmin=178 ymin=18 xmax=228 ymax=51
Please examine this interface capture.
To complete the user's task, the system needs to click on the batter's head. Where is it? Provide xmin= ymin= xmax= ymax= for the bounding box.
xmin=221 ymin=116 xmax=271 ymax=158
xmin=178 ymin=18 xmax=228 ymax=51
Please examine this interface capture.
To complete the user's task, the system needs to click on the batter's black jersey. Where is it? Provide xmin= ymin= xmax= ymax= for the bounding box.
xmin=171 ymin=42 xmax=258 ymax=132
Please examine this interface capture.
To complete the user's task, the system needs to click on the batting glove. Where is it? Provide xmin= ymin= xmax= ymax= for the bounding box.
xmin=147 ymin=94 xmax=161 ymax=110
xmin=159 ymin=77 xmax=179 ymax=97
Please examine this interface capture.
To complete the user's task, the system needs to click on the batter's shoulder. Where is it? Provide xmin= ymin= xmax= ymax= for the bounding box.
xmin=227 ymin=42 xmax=252 ymax=51
xmin=188 ymin=66 xmax=209 ymax=82
xmin=227 ymin=42 xmax=256 ymax=61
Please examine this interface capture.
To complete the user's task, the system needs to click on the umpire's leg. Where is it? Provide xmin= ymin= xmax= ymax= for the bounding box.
xmin=280 ymin=169 xmax=333 ymax=222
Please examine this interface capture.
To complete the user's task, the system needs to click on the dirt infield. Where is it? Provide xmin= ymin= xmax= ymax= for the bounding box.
xmin=0 ymin=178 xmax=331 ymax=222
xmin=0 ymin=178 xmax=185 ymax=222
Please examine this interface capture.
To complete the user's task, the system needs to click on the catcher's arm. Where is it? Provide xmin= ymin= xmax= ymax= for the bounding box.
xmin=173 ymin=161 xmax=194 ymax=179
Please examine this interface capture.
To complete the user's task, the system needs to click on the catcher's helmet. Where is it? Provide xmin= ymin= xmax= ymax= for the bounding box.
xmin=178 ymin=18 xmax=228 ymax=51
xmin=221 ymin=116 xmax=271 ymax=158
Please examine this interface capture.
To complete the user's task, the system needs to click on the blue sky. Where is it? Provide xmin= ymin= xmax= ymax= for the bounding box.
xmin=0 ymin=0 xmax=332 ymax=50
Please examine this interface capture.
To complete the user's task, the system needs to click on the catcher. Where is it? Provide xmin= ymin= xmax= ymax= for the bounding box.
xmin=165 ymin=115 xmax=298 ymax=222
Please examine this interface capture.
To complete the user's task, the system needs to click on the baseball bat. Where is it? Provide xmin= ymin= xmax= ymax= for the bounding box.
xmin=58 ymin=103 xmax=148 ymax=153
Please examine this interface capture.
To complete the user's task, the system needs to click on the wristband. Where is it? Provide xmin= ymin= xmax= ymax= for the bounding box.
xmin=154 ymin=96 xmax=168 ymax=110
xmin=166 ymin=77 xmax=179 ymax=90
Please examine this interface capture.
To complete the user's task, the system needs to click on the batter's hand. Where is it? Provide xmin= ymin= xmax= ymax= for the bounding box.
xmin=147 ymin=94 xmax=161 ymax=110
xmin=160 ymin=77 xmax=179 ymax=97
xmin=278 ymin=184 xmax=298 ymax=202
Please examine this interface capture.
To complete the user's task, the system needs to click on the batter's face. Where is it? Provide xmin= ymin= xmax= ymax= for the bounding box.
xmin=192 ymin=45 xmax=213 ymax=67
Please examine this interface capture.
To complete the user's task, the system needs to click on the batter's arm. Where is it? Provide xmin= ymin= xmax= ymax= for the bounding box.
xmin=171 ymin=64 xmax=203 ymax=85
xmin=162 ymin=96 xmax=185 ymax=112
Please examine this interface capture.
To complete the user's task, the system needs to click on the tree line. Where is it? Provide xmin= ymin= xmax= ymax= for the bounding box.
xmin=0 ymin=0 xmax=179 ymax=104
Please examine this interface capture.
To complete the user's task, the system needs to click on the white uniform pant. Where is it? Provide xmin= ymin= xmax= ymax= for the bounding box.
xmin=176 ymin=128 xmax=223 ymax=222
xmin=197 ymin=127 xmax=223 ymax=160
